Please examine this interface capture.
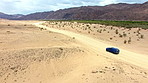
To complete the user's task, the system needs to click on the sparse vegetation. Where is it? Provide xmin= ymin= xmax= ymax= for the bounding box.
xmin=137 ymin=29 xmax=141 ymax=34
xmin=115 ymin=29 xmax=119 ymax=34
xmin=40 ymin=28 xmax=44 ymax=30
xmin=103 ymin=29 xmax=106 ymax=31
xmin=46 ymin=20 xmax=148 ymax=29
xmin=123 ymin=33 xmax=127 ymax=37
xmin=128 ymin=37 xmax=132 ymax=44
xmin=124 ymin=40 xmax=127 ymax=44
xmin=75 ymin=20 xmax=148 ymax=29
xmin=99 ymin=30 xmax=102 ymax=33
xmin=72 ymin=37 xmax=75 ymax=39
xmin=86 ymin=25 xmax=89 ymax=27
xmin=140 ymin=35 xmax=144 ymax=39
xmin=119 ymin=34 xmax=123 ymax=38
xmin=6 ymin=31 xmax=10 ymax=33
xmin=45 ymin=20 xmax=147 ymax=46
xmin=97 ymin=30 xmax=99 ymax=32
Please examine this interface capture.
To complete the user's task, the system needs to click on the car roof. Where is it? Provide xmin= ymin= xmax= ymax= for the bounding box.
xmin=112 ymin=48 xmax=119 ymax=50
xmin=109 ymin=47 xmax=119 ymax=50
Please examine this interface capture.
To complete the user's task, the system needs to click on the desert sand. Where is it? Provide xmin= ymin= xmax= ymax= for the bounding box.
xmin=0 ymin=20 xmax=148 ymax=83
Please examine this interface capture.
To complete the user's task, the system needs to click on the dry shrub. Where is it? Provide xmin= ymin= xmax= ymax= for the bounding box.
xmin=115 ymin=29 xmax=118 ymax=34
xmin=123 ymin=33 xmax=127 ymax=37
xmin=72 ymin=37 xmax=75 ymax=39
xmin=128 ymin=37 xmax=131 ymax=44
xmin=103 ymin=29 xmax=106 ymax=31
xmin=124 ymin=40 xmax=127 ymax=44
xmin=140 ymin=35 xmax=144 ymax=39
xmin=119 ymin=34 xmax=123 ymax=38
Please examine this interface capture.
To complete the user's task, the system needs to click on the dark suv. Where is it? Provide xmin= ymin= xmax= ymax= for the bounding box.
xmin=106 ymin=47 xmax=120 ymax=54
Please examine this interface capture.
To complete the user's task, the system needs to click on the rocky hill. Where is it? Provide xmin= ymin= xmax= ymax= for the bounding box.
xmin=0 ymin=12 xmax=23 ymax=19
xmin=1 ymin=1 xmax=148 ymax=21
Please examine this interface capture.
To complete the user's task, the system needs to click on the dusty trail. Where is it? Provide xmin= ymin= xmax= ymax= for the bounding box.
xmin=34 ymin=22 xmax=148 ymax=69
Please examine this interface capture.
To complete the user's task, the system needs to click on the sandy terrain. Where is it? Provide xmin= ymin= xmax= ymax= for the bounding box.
xmin=44 ymin=21 xmax=148 ymax=55
xmin=0 ymin=20 xmax=148 ymax=83
xmin=36 ymin=22 xmax=148 ymax=69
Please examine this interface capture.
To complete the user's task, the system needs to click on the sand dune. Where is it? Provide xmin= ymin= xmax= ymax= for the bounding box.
xmin=0 ymin=20 xmax=148 ymax=83
xmin=35 ymin=22 xmax=148 ymax=69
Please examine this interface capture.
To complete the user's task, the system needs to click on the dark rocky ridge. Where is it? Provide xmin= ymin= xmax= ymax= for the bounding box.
xmin=0 ymin=2 xmax=148 ymax=21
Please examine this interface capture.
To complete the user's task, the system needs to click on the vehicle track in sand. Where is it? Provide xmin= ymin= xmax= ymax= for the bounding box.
xmin=34 ymin=22 xmax=148 ymax=69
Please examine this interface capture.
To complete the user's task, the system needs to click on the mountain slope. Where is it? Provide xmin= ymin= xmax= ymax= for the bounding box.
xmin=0 ymin=12 xmax=23 ymax=19
xmin=0 ymin=12 xmax=12 ymax=19
xmin=1 ymin=1 xmax=148 ymax=21
xmin=16 ymin=12 xmax=53 ymax=20
xmin=17 ymin=2 xmax=148 ymax=21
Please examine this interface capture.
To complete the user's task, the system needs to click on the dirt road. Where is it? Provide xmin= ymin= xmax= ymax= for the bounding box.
xmin=34 ymin=22 xmax=148 ymax=69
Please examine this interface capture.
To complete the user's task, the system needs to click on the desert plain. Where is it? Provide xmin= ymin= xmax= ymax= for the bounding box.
xmin=0 ymin=19 xmax=148 ymax=83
